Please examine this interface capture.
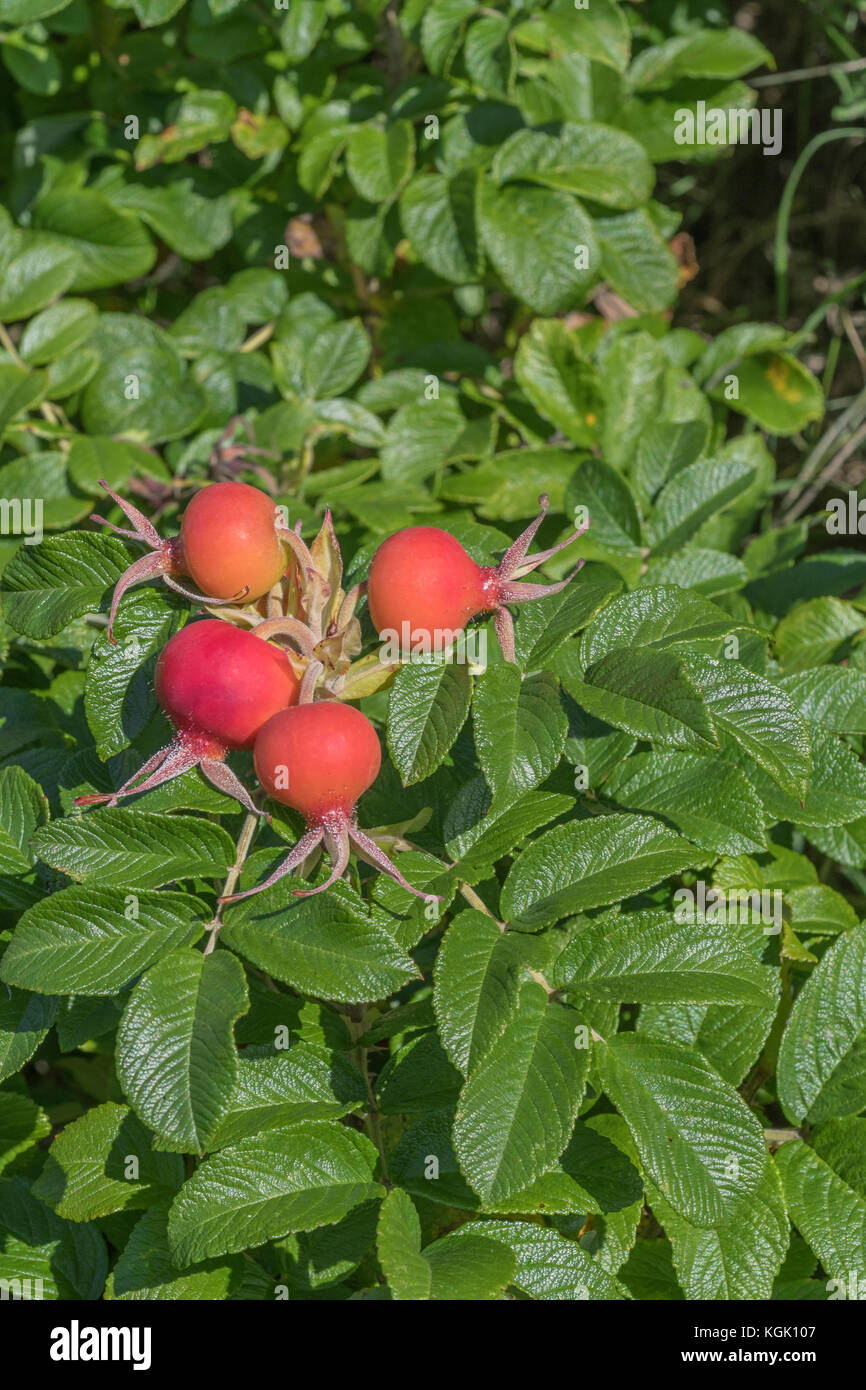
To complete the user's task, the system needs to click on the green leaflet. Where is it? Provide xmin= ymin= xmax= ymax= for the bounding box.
xmin=777 ymin=924 xmax=866 ymax=1123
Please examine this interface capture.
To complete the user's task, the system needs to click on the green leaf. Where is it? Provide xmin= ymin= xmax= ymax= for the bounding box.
xmin=637 ymin=998 xmax=777 ymax=1088
xmin=0 ymin=1091 xmax=50 ymax=1176
xmin=513 ymin=319 xmax=603 ymax=446
xmin=775 ymin=597 xmax=865 ymax=672
xmin=0 ymin=766 xmax=46 ymax=873
xmin=32 ymin=809 xmax=235 ymax=889
xmin=103 ymin=181 xmax=233 ymax=262
xmin=445 ymin=781 xmax=574 ymax=882
xmin=376 ymin=1031 xmax=462 ymax=1114
xmin=303 ymin=318 xmax=371 ymax=399
xmin=647 ymin=1159 xmax=788 ymax=1300
xmin=477 ymin=176 xmax=598 ymax=314
xmin=579 ymin=584 xmax=744 ymax=665
xmin=376 ymin=1188 xmax=432 ymax=1299
xmin=400 ymin=170 xmax=484 ymax=284
xmin=220 ymin=882 xmax=418 ymax=1005
xmin=775 ymin=1139 xmax=866 ymax=1282
xmin=448 ymin=1218 xmax=628 ymax=1298
xmin=0 ymin=984 xmax=57 ymax=1083
xmin=434 ymin=909 xmax=543 ymax=1074
xmin=629 ymin=28 xmax=770 ymax=87
xmin=116 ymin=949 xmax=248 ymax=1152
xmin=347 ymin=121 xmax=414 ymax=203
xmin=777 ymin=925 xmax=866 ymax=1124
xmin=377 ymin=1187 xmax=517 ymax=1300
xmin=514 ymin=0 xmax=630 ymax=73
xmin=208 ymin=1045 xmax=367 ymax=1149
xmin=81 ymin=313 xmax=205 ymax=444
xmin=106 ymin=1201 xmax=245 ymax=1301
xmin=0 ymin=1175 xmax=107 ymax=1301
xmin=167 ymin=1122 xmax=383 ymax=1264
xmin=387 ymin=660 xmax=473 ymax=785
xmin=32 ymin=190 xmax=156 ymax=292
xmin=647 ymin=454 xmax=759 ymax=554
xmin=565 ymin=456 xmax=643 ymax=553
xmin=555 ymin=907 xmax=778 ymax=1006
xmin=32 ymin=1102 xmax=183 ymax=1221
xmin=502 ymin=811 xmax=700 ymax=930
xmin=1 ymin=533 xmax=127 ymax=640
xmin=0 ymin=238 xmax=81 ymax=320
xmin=688 ymin=655 xmax=811 ymax=803
xmin=779 ymin=667 xmax=866 ymax=735
xmin=579 ymin=646 xmax=719 ymax=749
xmin=453 ymin=981 xmax=591 ymax=1203
xmin=0 ymin=886 xmax=207 ymax=995
xmin=0 ymin=361 xmax=47 ymax=435
xmin=512 ymin=563 xmax=622 ymax=672
xmin=493 ymin=123 xmax=653 ymax=209
xmin=473 ymin=664 xmax=567 ymax=799
xmin=596 ymin=208 xmax=679 ymax=313
xmin=604 ymin=750 xmax=766 ymax=855
xmin=84 ymin=589 xmax=185 ymax=758
xmin=712 ymin=352 xmax=823 ymax=435
xmin=596 ymin=1033 xmax=768 ymax=1227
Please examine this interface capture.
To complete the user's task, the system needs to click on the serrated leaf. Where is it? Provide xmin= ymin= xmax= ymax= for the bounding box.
xmin=387 ymin=660 xmax=472 ymax=785
xmin=32 ymin=1102 xmax=183 ymax=1221
xmin=0 ymin=886 xmax=207 ymax=995
xmin=448 ymin=1218 xmax=628 ymax=1299
xmin=502 ymin=811 xmax=700 ymax=930
xmin=775 ymin=1139 xmax=866 ymax=1281
xmin=605 ymin=750 xmax=766 ymax=855
xmin=580 ymin=645 xmax=719 ymax=749
xmin=777 ymin=924 xmax=866 ymax=1124
xmin=453 ymin=982 xmax=590 ymax=1203
xmin=494 ymin=123 xmax=652 ymax=209
xmin=579 ymin=584 xmax=745 ymax=666
xmin=688 ymin=655 xmax=811 ymax=802
xmin=0 ymin=984 xmax=57 ymax=1083
xmin=554 ymin=908 xmax=778 ymax=1006
xmin=0 ymin=1091 xmax=50 ymax=1176
xmin=32 ymin=809 xmax=235 ymax=889
xmin=167 ymin=1122 xmax=384 ymax=1264
xmin=513 ymin=563 xmax=622 ymax=672
xmin=0 ymin=766 xmax=46 ymax=873
xmin=477 ymin=177 xmax=598 ymax=314
xmin=116 ymin=949 xmax=248 ymax=1151
xmin=1 ymin=532 xmax=127 ymax=639
xmin=596 ymin=1033 xmax=767 ymax=1227
xmin=434 ymin=909 xmax=545 ymax=1074
xmin=0 ymin=1176 xmax=107 ymax=1301
xmin=400 ymin=170 xmax=484 ymax=284
xmin=208 ymin=1046 xmax=366 ymax=1149
xmin=648 ymin=1158 xmax=788 ymax=1300
xmin=105 ymin=1200 xmax=245 ymax=1301
xmin=472 ymin=664 xmax=567 ymax=799
xmin=220 ymin=881 xmax=418 ymax=1005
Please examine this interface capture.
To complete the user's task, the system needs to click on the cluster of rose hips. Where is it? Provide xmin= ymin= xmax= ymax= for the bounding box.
xmin=75 ymin=479 xmax=585 ymax=904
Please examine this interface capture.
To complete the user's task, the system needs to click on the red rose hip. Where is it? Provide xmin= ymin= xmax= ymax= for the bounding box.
xmin=221 ymin=702 xmax=438 ymax=902
xmin=75 ymin=620 xmax=300 ymax=814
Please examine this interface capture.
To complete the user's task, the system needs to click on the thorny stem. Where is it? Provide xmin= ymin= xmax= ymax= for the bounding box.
xmin=348 ymin=1010 xmax=391 ymax=1186
xmin=204 ymin=810 xmax=260 ymax=956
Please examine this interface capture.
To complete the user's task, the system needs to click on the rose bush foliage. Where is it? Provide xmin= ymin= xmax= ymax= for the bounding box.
xmin=0 ymin=0 xmax=864 ymax=1302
